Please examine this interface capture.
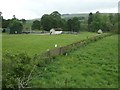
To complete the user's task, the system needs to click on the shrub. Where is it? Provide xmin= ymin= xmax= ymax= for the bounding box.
xmin=2 ymin=52 xmax=35 ymax=88
xmin=9 ymin=19 xmax=23 ymax=34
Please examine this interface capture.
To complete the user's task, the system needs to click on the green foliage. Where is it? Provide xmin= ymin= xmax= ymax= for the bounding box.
xmin=2 ymin=19 xmax=11 ymax=28
xmin=3 ymin=32 xmax=97 ymax=87
xmin=67 ymin=19 xmax=73 ymax=31
xmin=90 ymin=12 xmax=101 ymax=32
xmin=20 ymin=19 xmax=26 ymax=24
xmin=3 ymin=33 xmax=117 ymax=88
xmin=72 ymin=17 xmax=80 ymax=32
xmin=31 ymin=20 xmax=41 ymax=30
xmin=67 ymin=17 xmax=80 ymax=32
xmin=9 ymin=19 xmax=23 ymax=34
xmin=80 ymin=22 xmax=88 ymax=31
xmin=88 ymin=12 xmax=93 ymax=31
xmin=41 ymin=11 xmax=67 ymax=31
xmin=88 ymin=12 xmax=118 ymax=33
xmin=3 ymin=32 xmax=96 ymax=56
xmin=29 ymin=35 xmax=118 ymax=88
xmin=2 ymin=52 xmax=36 ymax=88
xmin=41 ymin=14 xmax=53 ymax=31
xmin=60 ymin=19 xmax=67 ymax=31
xmin=2 ymin=16 xmax=26 ymax=33
xmin=50 ymin=11 xmax=61 ymax=18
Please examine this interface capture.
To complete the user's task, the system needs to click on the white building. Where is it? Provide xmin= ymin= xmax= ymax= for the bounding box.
xmin=50 ymin=28 xmax=63 ymax=35
xmin=97 ymin=29 xmax=103 ymax=34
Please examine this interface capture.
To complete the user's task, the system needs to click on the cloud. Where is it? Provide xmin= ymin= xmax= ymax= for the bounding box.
xmin=0 ymin=0 xmax=119 ymax=19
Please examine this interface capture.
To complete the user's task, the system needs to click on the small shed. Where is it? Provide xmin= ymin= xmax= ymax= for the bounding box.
xmin=50 ymin=28 xmax=63 ymax=35
xmin=50 ymin=28 xmax=55 ymax=34
xmin=97 ymin=29 xmax=103 ymax=34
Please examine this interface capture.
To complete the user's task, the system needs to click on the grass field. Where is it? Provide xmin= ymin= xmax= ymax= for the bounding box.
xmin=29 ymin=35 xmax=118 ymax=88
xmin=2 ymin=32 xmax=96 ymax=56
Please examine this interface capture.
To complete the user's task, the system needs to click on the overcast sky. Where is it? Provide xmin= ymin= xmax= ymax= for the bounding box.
xmin=0 ymin=0 xmax=119 ymax=19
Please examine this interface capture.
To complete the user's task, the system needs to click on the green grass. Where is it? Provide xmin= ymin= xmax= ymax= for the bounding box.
xmin=29 ymin=35 xmax=118 ymax=88
xmin=3 ymin=32 xmax=96 ymax=56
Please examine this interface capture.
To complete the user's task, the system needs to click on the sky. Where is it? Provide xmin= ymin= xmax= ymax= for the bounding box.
xmin=0 ymin=0 xmax=119 ymax=19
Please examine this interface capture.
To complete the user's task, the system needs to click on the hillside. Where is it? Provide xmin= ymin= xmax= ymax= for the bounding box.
xmin=61 ymin=13 xmax=89 ymax=20
xmin=27 ymin=13 xmax=89 ymax=21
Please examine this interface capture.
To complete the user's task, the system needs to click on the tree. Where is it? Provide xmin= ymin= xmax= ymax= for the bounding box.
xmin=67 ymin=17 xmax=80 ymax=32
xmin=113 ymin=13 xmax=118 ymax=33
xmin=72 ymin=17 xmax=80 ymax=32
xmin=50 ymin=11 xmax=61 ymax=18
xmin=109 ymin=14 xmax=115 ymax=25
xmin=20 ymin=19 xmax=26 ymax=31
xmin=41 ymin=11 xmax=65 ymax=31
xmin=21 ymin=19 xmax=26 ymax=24
xmin=31 ymin=20 xmax=41 ymax=30
xmin=60 ymin=19 xmax=67 ymax=31
xmin=9 ymin=19 xmax=23 ymax=34
xmin=0 ymin=11 xmax=2 ymax=16
xmin=2 ymin=19 xmax=11 ymax=28
xmin=67 ymin=19 xmax=73 ymax=31
xmin=41 ymin=14 xmax=53 ymax=31
xmin=88 ymin=12 xmax=93 ymax=31
xmin=88 ymin=11 xmax=102 ymax=32
xmin=50 ymin=11 xmax=64 ymax=29
xmin=100 ymin=14 xmax=113 ymax=32
xmin=80 ymin=22 xmax=88 ymax=31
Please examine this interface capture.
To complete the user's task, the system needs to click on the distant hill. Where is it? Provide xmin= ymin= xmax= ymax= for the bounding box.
xmin=61 ymin=13 xmax=89 ymax=20
xmin=27 ymin=13 xmax=89 ymax=21
xmin=26 ymin=13 xmax=115 ymax=23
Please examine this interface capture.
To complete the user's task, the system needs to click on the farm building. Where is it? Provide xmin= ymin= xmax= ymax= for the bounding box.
xmin=97 ymin=29 xmax=103 ymax=34
xmin=50 ymin=28 xmax=63 ymax=35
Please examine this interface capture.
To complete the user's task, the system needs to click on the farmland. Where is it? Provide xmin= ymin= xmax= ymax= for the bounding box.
xmin=29 ymin=35 xmax=118 ymax=88
xmin=1 ymin=1 xmax=119 ymax=88
xmin=2 ymin=32 xmax=96 ymax=56
xmin=2 ymin=32 xmax=118 ymax=88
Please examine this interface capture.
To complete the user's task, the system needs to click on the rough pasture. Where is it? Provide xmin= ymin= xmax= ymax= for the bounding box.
xmin=29 ymin=35 xmax=118 ymax=88
xmin=2 ymin=32 xmax=96 ymax=56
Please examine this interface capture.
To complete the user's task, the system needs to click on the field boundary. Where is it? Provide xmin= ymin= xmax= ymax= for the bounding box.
xmin=37 ymin=33 xmax=113 ymax=66
xmin=2 ymin=33 xmax=113 ymax=88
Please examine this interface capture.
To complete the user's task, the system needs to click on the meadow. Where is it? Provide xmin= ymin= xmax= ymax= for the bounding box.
xmin=2 ymin=32 xmax=118 ymax=88
xmin=2 ymin=32 xmax=96 ymax=56
xmin=29 ymin=35 xmax=118 ymax=88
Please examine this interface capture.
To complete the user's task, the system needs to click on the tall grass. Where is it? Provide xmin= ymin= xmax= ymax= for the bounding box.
xmin=29 ymin=35 xmax=118 ymax=88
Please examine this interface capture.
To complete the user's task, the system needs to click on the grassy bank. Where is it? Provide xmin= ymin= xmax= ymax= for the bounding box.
xmin=29 ymin=35 xmax=118 ymax=88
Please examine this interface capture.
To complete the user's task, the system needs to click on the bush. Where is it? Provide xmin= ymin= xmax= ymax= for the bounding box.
xmin=9 ymin=20 xmax=23 ymax=34
xmin=2 ymin=52 xmax=35 ymax=88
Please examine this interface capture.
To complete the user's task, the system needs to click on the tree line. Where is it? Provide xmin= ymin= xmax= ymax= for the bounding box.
xmin=88 ymin=11 xmax=118 ymax=33
xmin=1 ymin=11 xmax=119 ymax=34
xmin=31 ymin=11 xmax=80 ymax=32
xmin=2 ymin=15 xmax=26 ymax=34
